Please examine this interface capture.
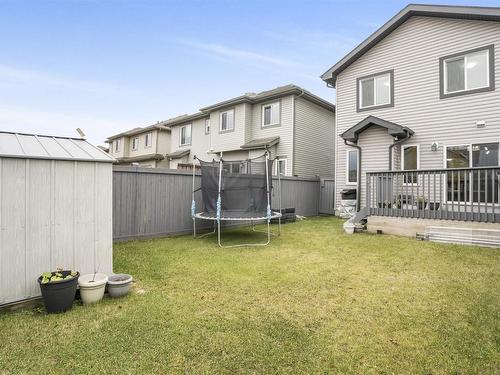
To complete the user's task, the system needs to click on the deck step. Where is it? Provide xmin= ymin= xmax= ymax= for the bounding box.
xmin=425 ymin=226 xmax=500 ymax=248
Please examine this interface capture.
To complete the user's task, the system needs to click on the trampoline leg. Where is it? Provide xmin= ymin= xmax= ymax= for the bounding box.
xmin=193 ymin=217 xmax=196 ymax=238
xmin=217 ymin=219 xmax=222 ymax=247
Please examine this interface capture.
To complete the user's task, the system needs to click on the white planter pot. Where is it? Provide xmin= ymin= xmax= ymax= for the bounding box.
xmin=343 ymin=222 xmax=355 ymax=235
xmin=78 ymin=273 xmax=108 ymax=305
xmin=107 ymin=274 xmax=133 ymax=298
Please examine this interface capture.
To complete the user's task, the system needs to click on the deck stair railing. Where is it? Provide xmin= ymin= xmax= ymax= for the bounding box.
xmin=366 ymin=167 xmax=500 ymax=223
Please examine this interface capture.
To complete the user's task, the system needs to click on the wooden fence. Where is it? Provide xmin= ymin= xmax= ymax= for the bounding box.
xmin=113 ymin=166 xmax=323 ymax=241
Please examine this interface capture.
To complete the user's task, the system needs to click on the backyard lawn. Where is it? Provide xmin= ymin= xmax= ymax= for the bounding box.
xmin=1 ymin=216 xmax=499 ymax=374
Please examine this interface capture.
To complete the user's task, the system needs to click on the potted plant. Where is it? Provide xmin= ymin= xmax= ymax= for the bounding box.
xmin=416 ymin=196 xmax=427 ymax=210
xmin=38 ymin=270 xmax=79 ymax=313
xmin=78 ymin=273 xmax=108 ymax=304
xmin=107 ymin=274 xmax=133 ymax=298
xmin=377 ymin=200 xmax=392 ymax=209
xmin=428 ymin=202 xmax=440 ymax=211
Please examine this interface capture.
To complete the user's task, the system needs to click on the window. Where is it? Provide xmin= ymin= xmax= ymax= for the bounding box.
xmin=357 ymin=70 xmax=393 ymax=111
xmin=446 ymin=143 xmax=499 ymax=202
xmin=220 ymin=109 xmax=234 ymax=132
xmin=274 ymin=158 xmax=287 ymax=176
xmin=262 ymin=102 xmax=280 ymax=127
xmin=131 ymin=137 xmax=139 ymax=151
xmin=346 ymin=150 xmax=358 ymax=184
xmin=145 ymin=132 xmax=152 ymax=148
xmin=205 ymin=118 xmax=210 ymax=134
xmin=402 ymin=145 xmax=419 ymax=184
xmin=179 ymin=124 xmax=192 ymax=146
xmin=114 ymin=139 xmax=121 ymax=152
xmin=441 ymin=45 xmax=494 ymax=98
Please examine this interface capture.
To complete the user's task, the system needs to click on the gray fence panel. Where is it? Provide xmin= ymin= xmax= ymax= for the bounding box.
xmin=113 ymin=166 xmax=321 ymax=241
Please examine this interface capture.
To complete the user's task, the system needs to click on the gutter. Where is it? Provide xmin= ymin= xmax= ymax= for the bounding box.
xmin=344 ymin=139 xmax=362 ymax=211
xmin=388 ymin=132 xmax=412 ymax=170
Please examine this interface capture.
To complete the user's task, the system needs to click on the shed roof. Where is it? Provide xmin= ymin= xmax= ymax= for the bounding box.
xmin=167 ymin=149 xmax=190 ymax=159
xmin=240 ymin=136 xmax=280 ymax=150
xmin=0 ymin=132 xmax=115 ymax=162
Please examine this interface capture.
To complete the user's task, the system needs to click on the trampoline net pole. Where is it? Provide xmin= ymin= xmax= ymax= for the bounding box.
xmin=192 ymin=156 xmax=196 ymax=237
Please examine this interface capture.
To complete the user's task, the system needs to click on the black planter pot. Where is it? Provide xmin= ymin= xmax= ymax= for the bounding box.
xmin=38 ymin=271 xmax=80 ymax=313
xmin=428 ymin=202 xmax=440 ymax=211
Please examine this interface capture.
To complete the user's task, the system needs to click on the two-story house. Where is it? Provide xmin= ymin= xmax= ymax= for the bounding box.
xmin=165 ymin=84 xmax=335 ymax=178
xmin=106 ymin=123 xmax=171 ymax=167
xmin=321 ymin=4 xmax=500 ymax=237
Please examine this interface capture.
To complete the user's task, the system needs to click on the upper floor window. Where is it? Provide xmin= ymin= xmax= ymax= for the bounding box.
xmin=180 ymin=124 xmax=192 ymax=146
xmin=131 ymin=137 xmax=139 ymax=151
xmin=114 ymin=139 xmax=121 ymax=152
xmin=145 ymin=132 xmax=152 ymax=148
xmin=262 ymin=102 xmax=280 ymax=127
xmin=346 ymin=149 xmax=358 ymax=184
xmin=357 ymin=70 xmax=393 ymax=111
xmin=440 ymin=45 xmax=494 ymax=98
xmin=220 ymin=109 xmax=234 ymax=132
xmin=205 ymin=118 xmax=211 ymax=134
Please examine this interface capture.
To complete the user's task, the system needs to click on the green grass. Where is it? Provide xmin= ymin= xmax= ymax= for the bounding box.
xmin=1 ymin=217 xmax=499 ymax=374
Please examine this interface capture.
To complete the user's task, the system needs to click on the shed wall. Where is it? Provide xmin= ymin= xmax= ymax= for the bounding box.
xmin=0 ymin=158 xmax=113 ymax=305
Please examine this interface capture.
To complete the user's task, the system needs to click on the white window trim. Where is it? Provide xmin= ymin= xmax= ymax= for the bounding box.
xmin=145 ymin=132 xmax=153 ymax=148
xmin=219 ymin=109 xmax=234 ymax=132
xmin=401 ymin=144 xmax=420 ymax=186
xmin=346 ymin=149 xmax=358 ymax=185
xmin=274 ymin=158 xmax=287 ymax=176
xmin=205 ymin=118 xmax=210 ymax=135
xmin=114 ymin=139 xmax=121 ymax=152
xmin=443 ymin=49 xmax=490 ymax=95
xmin=179 ymin=124 xmax=192 ymax=146
xmin=358 ymin=72 xmax=392 ymax=110
xmin=261 ymin=101 xmax=280 ymax=127
xmin=131 ymin=136 xmax=139 ymax=151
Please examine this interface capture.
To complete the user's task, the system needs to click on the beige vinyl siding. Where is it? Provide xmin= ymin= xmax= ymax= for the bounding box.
xmin=250 ymin=95 xmax=294 ymax=175
xmin=169 ymin=117 xmax=211 ymax=166
xmin=294 ymin=97 xmax=335 ymax=177
xmin=210 ymin=103 xmax=247 ymax=152
xmin=335 ymin=16 xmax=500 ymax=206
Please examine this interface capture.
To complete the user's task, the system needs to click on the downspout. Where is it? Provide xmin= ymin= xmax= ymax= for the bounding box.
xmin=344 ymin=139 xmax=361 ymax=211
xmin=388 ymin=132 xmax=412 ymax=170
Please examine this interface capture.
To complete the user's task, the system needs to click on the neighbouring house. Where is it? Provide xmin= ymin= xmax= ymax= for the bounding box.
xmin=106 ymin=123 xmax=171 ymax=168
xmin=164 ymin=84 xmax=335 ymax=178
xmin=321 ymin=4 xmax=500 ymax=241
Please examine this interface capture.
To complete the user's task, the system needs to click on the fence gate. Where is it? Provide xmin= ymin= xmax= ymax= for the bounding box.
xmin=319 ymin=178 xmax=335 ymax=215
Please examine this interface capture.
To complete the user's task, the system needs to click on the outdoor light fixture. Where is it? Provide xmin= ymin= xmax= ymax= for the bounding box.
xmin=431 ymin=142 xmax=439 ymax=151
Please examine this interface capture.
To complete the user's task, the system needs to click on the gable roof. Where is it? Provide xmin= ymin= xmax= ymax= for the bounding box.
xmin=341 ymin=116 xmax=414 ymax=143
xmin=106 ymin=123 xmax=170 ymax=142
xmin=200 ymin=84 xmax=334 ymax=112
xmin=321 ymin=4 xmax=500 ymax=87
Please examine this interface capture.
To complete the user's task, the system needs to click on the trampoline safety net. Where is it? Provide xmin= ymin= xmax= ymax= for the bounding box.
xmin=199 ymin=156 xmax=274 ymax=219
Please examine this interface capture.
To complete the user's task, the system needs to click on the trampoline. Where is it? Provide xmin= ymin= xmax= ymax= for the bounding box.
xmin=191 ymin=151 xmax=282 ymax=247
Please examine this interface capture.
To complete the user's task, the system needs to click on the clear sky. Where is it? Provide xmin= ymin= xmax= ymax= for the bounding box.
xmin=1 ymin=0 xmax=498 ymax=145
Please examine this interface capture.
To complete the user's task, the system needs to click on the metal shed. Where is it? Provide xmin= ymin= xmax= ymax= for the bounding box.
xmin=0 ymin=131 xmax=115 ymax=306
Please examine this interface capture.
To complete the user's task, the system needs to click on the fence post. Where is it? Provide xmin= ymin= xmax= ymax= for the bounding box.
xmin=366 ymin=173 xmax=371 ymax=215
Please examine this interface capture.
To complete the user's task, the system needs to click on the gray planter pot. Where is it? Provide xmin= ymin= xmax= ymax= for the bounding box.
xmin=107 ymin=274 xmax=133 ymax=298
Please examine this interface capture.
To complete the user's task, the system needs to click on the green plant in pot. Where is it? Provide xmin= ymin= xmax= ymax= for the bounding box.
xmin=416 ymin=196 xmax=427 ymax=210
xmin=38 ymin=269 xmax=79 ymax=313
xmin=378 ymin=200 xmax=392 ymax=209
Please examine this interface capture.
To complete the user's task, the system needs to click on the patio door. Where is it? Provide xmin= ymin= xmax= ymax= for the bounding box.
xmin=446 ymin=143 xmax=499 ymax=203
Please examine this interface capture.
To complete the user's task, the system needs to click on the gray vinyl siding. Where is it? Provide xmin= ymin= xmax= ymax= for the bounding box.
xmin=335 ymin=16 xmax=500 ymax=206
xmin=210 ymin=103 xmax=247 ymax=152
xmin=294 ymin=97 xmax=335 ymax=178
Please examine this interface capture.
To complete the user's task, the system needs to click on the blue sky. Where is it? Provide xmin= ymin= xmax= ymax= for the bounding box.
xmin=1 ymin=0 xmax=498 ymax=145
